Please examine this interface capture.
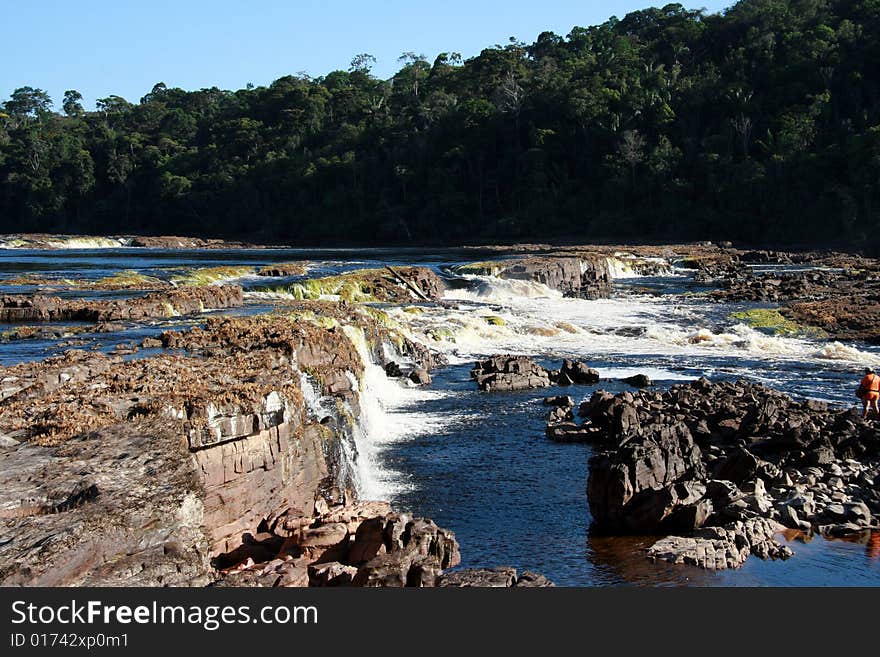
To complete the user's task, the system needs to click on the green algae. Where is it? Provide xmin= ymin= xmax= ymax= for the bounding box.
xmin=287 ymin=271 xmax=381 ymax=303
xmin=729 ymin=308 xmax=827 ymax=338
xmin=95 ymin=270 xmax=165 ymax=289
xmin=171 ymin=265 xmax=254 ymax=286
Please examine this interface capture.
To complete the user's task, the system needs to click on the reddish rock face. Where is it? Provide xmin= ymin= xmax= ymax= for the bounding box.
xmin=0 ymin=314 xmax=376 ymax=583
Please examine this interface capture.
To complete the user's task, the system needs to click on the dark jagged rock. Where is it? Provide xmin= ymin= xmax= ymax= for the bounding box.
xmin=560 ymin=359 xmax=600 ymax=384
xmin=408 ymin=367 xmax=432 ymax=386
xmin=543 ymin=395 xmax=574 ymax=407
xmin=471 ymin=355 xmax=550 ymax=391
xmin=588 ymin=422 xmax=709 ymax=533
xmin=545 ymin=405 xmax=574 ymax=423
xmin=546 ymin=422 xmax=599 ymax=442
xmin=583 ymin=378 xmax=880 ymax=570
xmin=496 ymin=256 xmax=612 ymax=300
xmin=472 ymin=355 xmax=601 ymax=392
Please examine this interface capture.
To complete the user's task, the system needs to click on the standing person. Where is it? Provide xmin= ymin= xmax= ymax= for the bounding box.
xmin=858 ymin=367 xmax=880 ymax=419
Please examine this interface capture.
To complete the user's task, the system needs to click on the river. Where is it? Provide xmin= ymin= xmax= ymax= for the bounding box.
xmin=1 ymin=245 xmax=878 ymax=586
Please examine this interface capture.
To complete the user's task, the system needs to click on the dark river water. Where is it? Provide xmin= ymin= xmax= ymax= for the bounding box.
xmin=1 ymin=245 xmax=878 ymax=586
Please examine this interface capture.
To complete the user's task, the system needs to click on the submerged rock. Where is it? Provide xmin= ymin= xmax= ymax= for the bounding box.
xmin=621 ymin=374 xmax=653 ymax=388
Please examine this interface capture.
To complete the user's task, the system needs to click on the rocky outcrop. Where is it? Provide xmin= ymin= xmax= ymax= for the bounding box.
xmin=127 ymin=235 xmax=260 ymax=249
xmin=783 ymin=299 xmax=880 ymax=344
xmin=0 ymin=421 xmax=214 ymax=586
xmin=0 ymin=311 xmax=541 ymax=586
xmin=472 ymin=355 xmax=600 ymax=392
xmin=0 ymin=285 xmax=243 ymax=324
xmin=498 ymin=256 xmax=613 ymax=299
xmin=457 ymin=254 xmax=614 ymax=298
xmin=0 ymin=314 xmax=385 ymax=582
xmin=583 ymin=378 xmax=880 ymax=570
xmin=712 ymin=269 xmax=841 ymax=304
xmin=289 ymin=267 xmax=446 ymax=303
xmin=213 ymin=498 xmax=554 ymax=588
xmin=472 ymin=355 xmax=550 ymax=391
xmin=587 ymin=422 xmax=709 ymax=533
xmin=646 ymin=518 xmax=792 ymax=570
xmin=702 ymin=251 xmax=880 ymax=342
xmin=214 ymin=500 xmax=554 ymax=588
xmin=622 ymin=374 xmax=653 ymax=388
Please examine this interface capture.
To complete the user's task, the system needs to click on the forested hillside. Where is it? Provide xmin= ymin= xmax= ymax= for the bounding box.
xmin=1 ymin=0 xmax=879 ymax=247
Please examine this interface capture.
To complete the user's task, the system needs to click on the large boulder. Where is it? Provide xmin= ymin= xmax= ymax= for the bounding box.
xmin=587 ymin=422 xmax=709 ymax=533
xmin=497 ymin=256 xmax=612 ymax=299
xmin=471 ymin=355 xmax=550 ymax=391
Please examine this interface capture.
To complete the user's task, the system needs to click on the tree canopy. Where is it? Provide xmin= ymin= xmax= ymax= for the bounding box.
xmin=2 ymin=0 xmax=879 ymax=249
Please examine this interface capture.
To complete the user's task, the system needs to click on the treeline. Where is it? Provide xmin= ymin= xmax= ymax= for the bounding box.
xmin=1 ymin=0 xmax=879 ymax=247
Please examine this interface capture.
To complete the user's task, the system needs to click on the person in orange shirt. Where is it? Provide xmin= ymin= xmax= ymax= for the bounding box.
xmin=858 ymin=367 xmax=880 ymax=418
xmin=868 ymin=531 xmax=880 ymax=561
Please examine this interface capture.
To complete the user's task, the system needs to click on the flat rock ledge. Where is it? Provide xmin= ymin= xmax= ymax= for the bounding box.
xmin=647 ymin=518 xmax=792 ymax=570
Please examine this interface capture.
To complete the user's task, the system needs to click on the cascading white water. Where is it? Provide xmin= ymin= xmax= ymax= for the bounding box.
xmin=298 ymin=370 xmax=332 ymax=421
xmin=391 ymin=273 xmax=880 ymax=371
xmin=340 ymin=325 xmax=451 ymax=501
xmin=298 ymin=370 xmax=361 ymax=492
xmin=606 ymin=254 xmax=675 ymax=279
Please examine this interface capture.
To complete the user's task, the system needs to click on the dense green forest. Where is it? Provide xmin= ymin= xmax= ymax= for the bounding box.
xmin=1 ymin=0 xmax=879 ymax=247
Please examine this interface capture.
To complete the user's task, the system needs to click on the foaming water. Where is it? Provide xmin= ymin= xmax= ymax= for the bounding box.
xmin=425 ymin=276 xmax=880 ymax=376
xmin=444 ymin=275 xmax=564 ymax=303
xmin=341 ymin=325 xmax=455 ymax=500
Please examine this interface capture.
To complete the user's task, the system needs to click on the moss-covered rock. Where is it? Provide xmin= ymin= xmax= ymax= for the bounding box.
xmin=729 ymin=308 xmax=827 ymax=338
xmin=171 ymin=266 xmax=254 ymax=286
xmin=94 ymin=270 xmax=166 ymax=290
xmin=286 ymin=267 xmax=444 ymax=303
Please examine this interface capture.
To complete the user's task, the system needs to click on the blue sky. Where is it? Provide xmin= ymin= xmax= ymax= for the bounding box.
xmin=2 ymin=0 xmax=730 ymax=110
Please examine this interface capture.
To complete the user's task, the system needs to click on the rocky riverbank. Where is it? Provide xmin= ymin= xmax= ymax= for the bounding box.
xmin=704 ymin=251 xmax=880 ymax=342
xmin=578 ymin=378 xmax=879 ymax=570
xmin=0 ymin=284 xmax=244 ymax=324
xmin=0 ymin=307 xmax=550 ymax=586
